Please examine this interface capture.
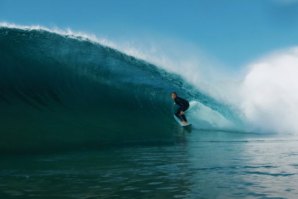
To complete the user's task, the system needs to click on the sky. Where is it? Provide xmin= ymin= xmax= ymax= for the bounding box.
xmin=1 ymin=0 xmax=298 ymax=67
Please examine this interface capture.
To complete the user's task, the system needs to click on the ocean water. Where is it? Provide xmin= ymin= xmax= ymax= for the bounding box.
xmin=1 ymin=24 xmax=298 ymax=198
xmin=1 ymin=130 xmax=298 ymax=199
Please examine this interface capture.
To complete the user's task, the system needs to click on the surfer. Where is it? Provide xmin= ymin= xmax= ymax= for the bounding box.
xmin=171 ymin=92 xmax=189 ymax=125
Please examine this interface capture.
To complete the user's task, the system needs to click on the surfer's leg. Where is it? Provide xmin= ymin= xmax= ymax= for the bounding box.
xmin=175 ymin=108 xmax=184 ymax=121
xmin=181 ymin=114 xmax=188 ymax=122
xmin=180 ymin=106 xmax=189 ymax=122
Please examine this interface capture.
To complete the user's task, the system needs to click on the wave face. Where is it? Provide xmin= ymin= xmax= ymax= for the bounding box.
xmin=0 ymin=25 xmax=239 ymax=154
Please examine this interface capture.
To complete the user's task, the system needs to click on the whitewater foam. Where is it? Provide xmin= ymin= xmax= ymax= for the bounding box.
xmin=239 ymin=47 xmax=298 ymax=134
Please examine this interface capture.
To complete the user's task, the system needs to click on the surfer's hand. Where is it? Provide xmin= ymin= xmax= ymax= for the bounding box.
xmin=180 ymin=111 xmax=184 ymax=115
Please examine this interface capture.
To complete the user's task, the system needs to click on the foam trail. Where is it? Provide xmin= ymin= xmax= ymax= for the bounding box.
xmin=188 ymin=101 xmax=235 ymax=129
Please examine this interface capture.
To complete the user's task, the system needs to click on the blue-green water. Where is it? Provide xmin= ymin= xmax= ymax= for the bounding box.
xmin=1 ymin=25 xmax=297 ymax=198
xmin=1 ymin=130 xmax=298 ymax=199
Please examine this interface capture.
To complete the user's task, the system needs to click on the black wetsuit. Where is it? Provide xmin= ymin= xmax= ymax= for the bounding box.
xmin=174 ymin=96 xmax=189 ymax=122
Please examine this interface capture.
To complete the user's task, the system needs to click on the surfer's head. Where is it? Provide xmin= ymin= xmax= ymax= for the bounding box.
xmin=171 ymin=92 xmax=177 ymax=100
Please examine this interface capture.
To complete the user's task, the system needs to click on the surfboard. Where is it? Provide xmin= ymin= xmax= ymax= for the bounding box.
xmin=174 ymin=115 xmax=192 ymax=127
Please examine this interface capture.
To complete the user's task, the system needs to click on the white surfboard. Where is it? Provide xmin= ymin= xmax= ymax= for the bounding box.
xmin=174 ymin=115 xmax=192 ymax=127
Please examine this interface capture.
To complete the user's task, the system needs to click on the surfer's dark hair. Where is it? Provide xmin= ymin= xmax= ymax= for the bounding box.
xmin=171 ymin=92 xmax=177 ymax=95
